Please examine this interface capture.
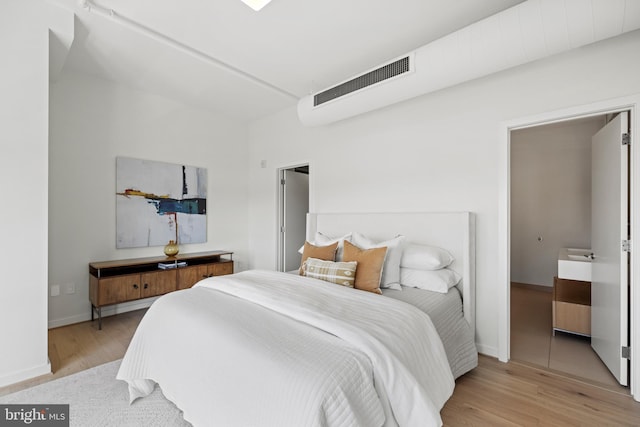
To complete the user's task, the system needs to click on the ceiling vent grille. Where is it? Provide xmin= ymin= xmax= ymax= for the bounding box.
xmin=313 ymin=56 xmax=411 ymax=107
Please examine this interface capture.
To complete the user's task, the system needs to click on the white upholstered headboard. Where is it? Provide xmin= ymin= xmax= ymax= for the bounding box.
xmin=306 ymin=212 xmax=476 ymax=334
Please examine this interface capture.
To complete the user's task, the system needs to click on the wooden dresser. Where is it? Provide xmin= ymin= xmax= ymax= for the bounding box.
xmin=89 ymin=250 xmax=233 ymax=329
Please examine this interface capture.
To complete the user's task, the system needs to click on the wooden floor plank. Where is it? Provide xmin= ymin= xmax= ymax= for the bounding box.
xmin=443 ymin=355 xmax=640 ymax=426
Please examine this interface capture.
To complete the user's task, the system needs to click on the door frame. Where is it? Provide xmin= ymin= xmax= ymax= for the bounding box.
xmin=276 ymin=162 xmax=310 ymax=272
xmin=498 ymin=93 xmax=640 ymax=400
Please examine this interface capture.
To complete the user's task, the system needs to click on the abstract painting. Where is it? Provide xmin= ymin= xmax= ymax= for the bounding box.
xmin=116 ymin=157 xmax=207 ymax=248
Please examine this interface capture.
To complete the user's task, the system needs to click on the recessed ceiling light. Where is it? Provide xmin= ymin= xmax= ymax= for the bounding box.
xmin=240 ymin=0 xmax=272 ymax=11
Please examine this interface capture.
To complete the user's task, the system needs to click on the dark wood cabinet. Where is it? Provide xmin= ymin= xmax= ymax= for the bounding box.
xmin=89 ymin=251 xmax=233 ymax=329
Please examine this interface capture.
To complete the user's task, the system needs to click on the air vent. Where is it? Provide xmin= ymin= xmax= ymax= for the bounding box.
xmin=313 ymin=56 xmax=412 ymax=107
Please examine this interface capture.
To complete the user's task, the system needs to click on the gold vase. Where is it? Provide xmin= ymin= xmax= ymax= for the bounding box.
xmin=164 ymin=240 xmax=179 ymax=257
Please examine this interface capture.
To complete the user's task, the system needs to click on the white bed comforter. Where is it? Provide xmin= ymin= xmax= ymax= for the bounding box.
xmin=117 ymin=270 xmax=455 ymax=427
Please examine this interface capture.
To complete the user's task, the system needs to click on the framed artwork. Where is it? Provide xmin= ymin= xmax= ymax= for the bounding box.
xmin=116 ymin=157 xmax=207 ymax=249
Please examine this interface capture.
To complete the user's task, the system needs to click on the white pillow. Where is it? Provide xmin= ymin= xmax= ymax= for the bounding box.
xmin=382 ymin=282 xmax=402 ymax=291
xmin=351 ymin=232 xmax=405 ymax=288
xmin=400 ymin=243 xmax=454 ymax=270
xmin=298 ymin=232 xmax=352 ymax=261
xmin=400 ymin=267 xmax=461 ymax=293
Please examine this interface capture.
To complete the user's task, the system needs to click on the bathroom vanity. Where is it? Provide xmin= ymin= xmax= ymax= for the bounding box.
xmin=552 ymin=277 xmax=591 ymax=336
xmin=552 ymin=248 xmax=592 ymax=336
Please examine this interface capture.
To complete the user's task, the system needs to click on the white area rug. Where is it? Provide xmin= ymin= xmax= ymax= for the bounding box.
xmin=0 ymin=360 xmax=190 ymax=426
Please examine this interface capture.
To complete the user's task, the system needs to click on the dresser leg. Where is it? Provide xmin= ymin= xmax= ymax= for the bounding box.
xmin=91 ymin=305 xmax=103 ymax=330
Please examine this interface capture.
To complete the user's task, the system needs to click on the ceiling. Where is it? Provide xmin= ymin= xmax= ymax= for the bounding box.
xmin=52 ymin=0 xmax=525 ymax=122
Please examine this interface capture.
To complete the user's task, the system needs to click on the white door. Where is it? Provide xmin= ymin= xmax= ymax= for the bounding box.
xmin=282 ymin=169 xmax=309 ymax=272
xmin=591 ymin=111 xmax=629 ymax=386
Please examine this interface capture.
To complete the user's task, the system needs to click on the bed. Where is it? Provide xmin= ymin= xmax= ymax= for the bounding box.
xmin=117 ymin=212 xmax=477 ymax=427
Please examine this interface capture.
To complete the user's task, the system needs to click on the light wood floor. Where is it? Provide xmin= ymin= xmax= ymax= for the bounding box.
xmin=3 ymin=309 xmax=640 ymax=425
xmin=442 ymin=356 xmax=640 ymax=426
xmin=0 ymin=309 xmax=146 ymax=397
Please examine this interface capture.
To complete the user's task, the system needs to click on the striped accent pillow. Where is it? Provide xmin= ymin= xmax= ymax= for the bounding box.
xmin=303 ymin=257 xmax=358 ymax=288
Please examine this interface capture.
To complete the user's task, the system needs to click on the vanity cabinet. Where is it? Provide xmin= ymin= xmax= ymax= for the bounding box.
xmin=89 ymin=250 xmax=233 ymax=329
xmin=552 ymin=276 xmax=591 ymax=336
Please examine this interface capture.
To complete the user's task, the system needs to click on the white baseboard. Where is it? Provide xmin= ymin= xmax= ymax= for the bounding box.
xmin=0 ymin=360 xmax=51 ymax=388
xmin=476 ymin=342 xmax=498 ymax=358
xmin=48 ymin=298 xmax=158 ymax=329
xmin=48 ymin=312 xmax=91 ymax=329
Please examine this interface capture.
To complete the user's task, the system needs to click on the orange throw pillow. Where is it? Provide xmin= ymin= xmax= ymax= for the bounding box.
xmin=343 ymin=240 xmax=387 ymax=294
xmin=299 ymin=241 xmax=339 ymax=275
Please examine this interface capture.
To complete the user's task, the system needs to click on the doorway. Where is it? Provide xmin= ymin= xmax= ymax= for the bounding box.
xmin=277 ymin=164 xmax=309 ymax=272
xmin=509 ymin=115 xmax=621 ymax=385
xmin=498 ymin=99 xmax=639 ymax=397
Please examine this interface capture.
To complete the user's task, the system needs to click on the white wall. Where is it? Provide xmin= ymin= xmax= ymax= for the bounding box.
xmin=247 ymin=29 xmax=640 ymax=357
xmin=510 ymin=118 xmax=604 ymax=287
xmin=0 ymin=0 xmax=52 ymax=386
xmin=48 ymin=71 xmax=250 ymax=327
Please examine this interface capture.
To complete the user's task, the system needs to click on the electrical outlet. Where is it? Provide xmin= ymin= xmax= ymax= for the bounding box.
xmin=64 ymin=282 xmax=75 ymax=294
xmin=51 ymin=285 xmax=60 ymax=297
